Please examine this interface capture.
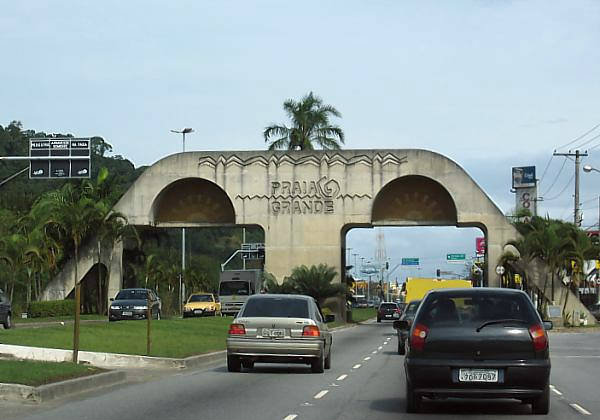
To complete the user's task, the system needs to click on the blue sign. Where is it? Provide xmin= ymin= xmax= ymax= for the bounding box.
xmin=512 ymin=166 xmax=536 ymax=188
xmin=401 ymin=258 xmax=420 ymax=266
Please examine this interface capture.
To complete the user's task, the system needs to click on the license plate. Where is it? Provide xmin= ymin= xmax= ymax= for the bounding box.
xmin=459 ymin=368 xmax=498 ymax=383
xmin=122 ymin=311 xmax=132 ymax=316
xmin=263 ymin=328 xmax=285 ymax=337
xmin=385 ymin=314 xmax=392 ymax=318
xmin=194 ymin=309 xmax=203 ymax=314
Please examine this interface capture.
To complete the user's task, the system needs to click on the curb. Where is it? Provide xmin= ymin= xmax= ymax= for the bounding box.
xmin=0 ymin=370 xmax=126 ymax=403
xmin=182 ymin=350 xmax=226 ymax=369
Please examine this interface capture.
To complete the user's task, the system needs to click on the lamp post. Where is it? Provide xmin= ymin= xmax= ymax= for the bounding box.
xmin=170 ymin=128 xmax=194 ymax=315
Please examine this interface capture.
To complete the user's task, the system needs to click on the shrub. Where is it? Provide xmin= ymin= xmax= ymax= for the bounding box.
xmin=28 ymin=300 xmax=75 ymax=318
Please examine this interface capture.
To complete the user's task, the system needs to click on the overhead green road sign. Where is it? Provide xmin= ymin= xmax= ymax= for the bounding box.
xmin=401 ymin=258 xmax=420 ymax=266
xmin=447 ymin=253 xmax=466 ymax=263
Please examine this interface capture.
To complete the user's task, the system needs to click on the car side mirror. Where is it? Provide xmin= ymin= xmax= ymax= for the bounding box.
xmin=543 ymin=321 xmax=553 ymax=331
xmin=393 ymin=320 xmax=409 ymax=330
xmin=325 ymin=314 xmax=335 ymax=323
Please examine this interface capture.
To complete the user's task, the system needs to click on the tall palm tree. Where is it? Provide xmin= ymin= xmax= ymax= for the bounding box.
xmin=287 ymin=264 xmax=346 ymax=306
xmin=264 ymin=92 xmax=345 ymax=150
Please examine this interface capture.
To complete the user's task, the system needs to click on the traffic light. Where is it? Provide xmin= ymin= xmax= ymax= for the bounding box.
xmin=436 ymin=269 xmax=441 ymax=278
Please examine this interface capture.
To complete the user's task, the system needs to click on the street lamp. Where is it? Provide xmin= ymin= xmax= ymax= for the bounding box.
xmin=170 ymin=128 xmax=194 ymax=152
xmin=170 ymin=127 xmax=194 ymax=315
xmin=583 ymin=164 xmax=600 ymax=174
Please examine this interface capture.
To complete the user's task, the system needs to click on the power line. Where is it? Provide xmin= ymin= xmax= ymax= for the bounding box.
xmin=538 ymin=154 xmax=554 ymax=185
xmin=556 ymin=121 xmax=600 ymax=150
xmin=541 ymin=157 xmax=567 ymax=197
xmin=545 ymin=172 xmax=575 ymax=201
xmin=574 ymin=132 xmax=600 ymax=150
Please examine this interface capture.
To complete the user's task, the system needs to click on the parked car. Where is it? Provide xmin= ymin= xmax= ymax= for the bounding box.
xmin=377 ymin=302 xmax=401 ymax=322
xmin=0 ymin=289 xmax=12 ymax=329
xmin=183 ymin=292 xmax=221 ymax=317
xmin=397 ymin=288 xmax=552 ymax=414
xmin=587 ymin=303 xmax=600 ymax=321
xmin=226 ymin=294 xmax=334 ymax=373
xmin=109 ymin=288 xmax=161 ymax=322
xmin=395 ymin=299 xmax=422 ymax=355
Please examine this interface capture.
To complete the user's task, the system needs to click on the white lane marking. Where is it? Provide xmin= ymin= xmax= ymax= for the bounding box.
xmin=378 ymin=346 xmax=383 ymax=350
xmin=570 ymin=403 xmax=592 ymax=416
xmin=372 ymin=350 xmax=378 ymax=354
xmin=314 ymin=390 xmax=329 ymax=399
xmin=353 ymin=364 xmax=362 ymax=369
xmin=383 ymin=342 xmax=388 ymax=345
xmin=364 ymin=356 xmax=371 ymax=361
xmin=386 ymin=337 xmax=391 ymax=341
xmin=283 ymin=415 xmax=298 ymax=420
xmin=337 ymin=374 xmax=348 ymax=381
xmin=549 ymin=385 xmax=563 ymax=396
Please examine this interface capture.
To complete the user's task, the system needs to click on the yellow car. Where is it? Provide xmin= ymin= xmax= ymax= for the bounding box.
xmin=183 ymin=293 xmax=221 ymax=317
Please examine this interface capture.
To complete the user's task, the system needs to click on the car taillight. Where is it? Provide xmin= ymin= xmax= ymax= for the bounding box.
xmin=529 ymin=324 xmax=548 ymax=351
xmin=411 ymin=323 xmax=429 ymax=351
xmin=302 ymin=325 xmax=320 ymax=337
xmin=228 ymin=323 xmax=246 ymax=335
xmin=395 ymin=308 xmax=402 ymax=314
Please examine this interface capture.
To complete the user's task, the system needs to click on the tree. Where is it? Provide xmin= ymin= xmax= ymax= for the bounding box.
xmin=286 ymin=264 xmax=346 ymax=305
xmin=264 ymin=92 xmax=345 ymax=150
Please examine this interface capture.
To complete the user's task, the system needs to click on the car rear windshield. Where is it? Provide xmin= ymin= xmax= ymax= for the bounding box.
xmin=116 ymin=290 xmax=147 ymax=300
xmin=219 ymin=281 xmax=249 ymax=296
xmin=418 ymin=292 xmax=538 ymax=327
xmin=189 ymin=294 xmax=212 ymax=302
xmin=404 ymin=300 xmax=421 ymax=316
xmin=242 ymin=297 xmax=309 ymax=318
xmin=380 ymin=303 xmax=397 ymax=310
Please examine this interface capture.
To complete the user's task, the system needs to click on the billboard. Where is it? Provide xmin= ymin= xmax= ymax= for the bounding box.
xmin=515 ymin=186 xmax=537 ymax=216
xmin=476 ymin=237 xmax=486 ymax=255
xmin=512 ymin=166 xmax=536 ymax=188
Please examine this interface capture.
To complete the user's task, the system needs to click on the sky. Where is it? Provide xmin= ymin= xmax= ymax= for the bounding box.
xmin=2 ymin=1 xmax=600 ymax=279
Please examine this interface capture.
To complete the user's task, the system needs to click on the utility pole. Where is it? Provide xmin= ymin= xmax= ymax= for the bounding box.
xmin=553 ymin=150 xmax=588 ymax=226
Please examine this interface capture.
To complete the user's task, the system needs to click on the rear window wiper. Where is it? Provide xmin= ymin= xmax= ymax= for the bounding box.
xmin=476 ymin=319 xmax=528 ymax=332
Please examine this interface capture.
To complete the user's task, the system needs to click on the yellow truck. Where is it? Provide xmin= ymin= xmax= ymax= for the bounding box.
xmin=403 ymin=277 xmax=472 ymax=303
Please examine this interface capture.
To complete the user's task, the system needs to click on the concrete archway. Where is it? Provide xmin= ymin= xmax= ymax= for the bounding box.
xmin=372 ymin=175 xmax=458 ymax=225
xmin=46 ymin=149 xmax=519 ymax=307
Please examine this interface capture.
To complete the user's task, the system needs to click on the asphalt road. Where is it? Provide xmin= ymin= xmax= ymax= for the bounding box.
xmin=3 ymin=322 xmax=599 ymax=420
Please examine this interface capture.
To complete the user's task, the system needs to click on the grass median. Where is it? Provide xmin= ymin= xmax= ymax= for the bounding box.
xmin=0 ymin=360 xmax=103 ymax=386
xmin=1 ymin=316 xmax=232 ymax=358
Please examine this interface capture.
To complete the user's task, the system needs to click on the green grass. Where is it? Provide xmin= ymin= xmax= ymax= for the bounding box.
xmin=1 ymin=317 xmax=232 ymax=358
xmin=350 ymin=307 xmax=377 ymax=323
xmin=14 ymin=314 xmax=106 ymax=324
xmin=0 ymin=360 xmax=103 ymax=386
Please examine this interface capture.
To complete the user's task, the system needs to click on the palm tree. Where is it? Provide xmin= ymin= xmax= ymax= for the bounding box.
xmin=287 ymin=264 xmax=346 ymax=306
xmin=264 ymin=92 xmax=345 ymax=150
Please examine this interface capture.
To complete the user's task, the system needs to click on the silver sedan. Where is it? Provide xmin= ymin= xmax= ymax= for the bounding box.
xmin=226 ymin=294 xmax=334 ymax=373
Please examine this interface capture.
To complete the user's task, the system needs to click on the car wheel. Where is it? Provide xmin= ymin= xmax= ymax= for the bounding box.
xmin=531 ymin=384 xmax=550 ymax=415
xmin=227 ymin=355 xmax=241 ymax=372
xmin=324 ymin=346 xmax=332 ymax=369
xmin=311 ymin=349 xmax=325 ymax=373
xmin=3 ymin=313 xmax=12 ymax=329
xmin=405 ymin=376 xmax=420 ymax=413
xmin=397 ymin=338 xmax=405 ymax=355
xmin=242 ymin=360 xmax=254 ymax=369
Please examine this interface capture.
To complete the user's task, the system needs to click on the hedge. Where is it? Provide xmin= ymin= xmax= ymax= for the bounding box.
xmin=28 ymin=300 xmax=75 ymax=318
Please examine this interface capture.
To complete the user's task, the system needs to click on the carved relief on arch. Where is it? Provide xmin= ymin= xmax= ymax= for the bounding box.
xmin=371 ymin=175 xmax=457 ymax=224
xmin=152 ymin=178 xmax=235 ymax=224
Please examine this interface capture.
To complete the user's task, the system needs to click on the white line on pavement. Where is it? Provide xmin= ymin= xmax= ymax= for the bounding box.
xmin=372 ymin=350 xmax=377 ymax=354
xmin=337 ymin=374 xmax=348 ymax=381
xmin=283 ymin=415 xmax=298 ymax=420
xmin=378 ymin=346 xmax=383 ymax=350
xmin=386 ymin=337 xmax=391 ymax=341
xmin=549 ymin=385 xmax=563 ymax=396
xmin=570 ymin=404 xmax=592 ymax=416
xmin=353 ymin=364 xmax=362 ymax=369
xmin=383 ymin=342 xmax=388 ymax=345
xmin=314 ymin=390 xmax=329 ymax=399
xmin=364 ymin=356 xmax=371 ymax=361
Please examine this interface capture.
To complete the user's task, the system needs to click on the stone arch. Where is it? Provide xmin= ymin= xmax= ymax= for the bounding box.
xmin=371 ymin=175 xmax=458 ymax=225
xmin=151 ymin=178 xmax=235 ymax=224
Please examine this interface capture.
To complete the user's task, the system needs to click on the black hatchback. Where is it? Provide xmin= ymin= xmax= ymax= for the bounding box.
xmin=109 ymin=288 xmax=162 ymax=321
xmin=0 ymin=289 xmax=12 ymax=329
xmin=397 ymin=288 xmax=552 ymax=414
